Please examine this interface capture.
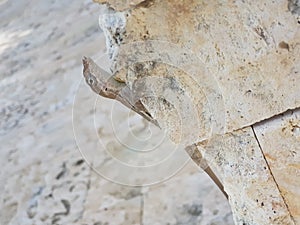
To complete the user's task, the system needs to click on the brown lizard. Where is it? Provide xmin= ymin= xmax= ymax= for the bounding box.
xmin=82 ymin=56 xmax=159 ymax=126
xmin=82 ymin=57 xmax=227 ymax=198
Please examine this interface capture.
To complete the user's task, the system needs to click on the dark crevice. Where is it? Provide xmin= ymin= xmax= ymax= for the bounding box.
xmin=75 ymin=163 xmax=93 ymax=221
xmin=135 ymin=0 xmax=155 ymax=9
xmin=232 ymin=107 xmax=300 ymax=137
xmin=140 ymin=193 xmax=144 ymax=225
xmin=251 ymin=126 xmax=296 ymax=224
xmin=288 ymin=0 xmax=300 ymax=15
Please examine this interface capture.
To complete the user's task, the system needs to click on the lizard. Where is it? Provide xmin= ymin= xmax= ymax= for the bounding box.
xmin=82 ymin=56 xmax=159 ymax=127
xmin=82 ymin=56 xmax=227 ymax=198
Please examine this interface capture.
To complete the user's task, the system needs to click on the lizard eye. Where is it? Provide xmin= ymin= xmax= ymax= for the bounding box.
xmin=87 ymin=75 xmax=95 ymax=86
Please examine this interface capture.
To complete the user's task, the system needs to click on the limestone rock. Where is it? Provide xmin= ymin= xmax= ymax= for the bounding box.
xmin=87 ymin=0 xmax=300 ymax=224
xmin=1 ymin=1 xmax=234 ymax=224
xmin=197 ymin=127 xmax=295 ymax=225
xmin=254 ymin=109 xmax=300 ymax=224
xmin=95 ymin=0 xmax=300 ymax=144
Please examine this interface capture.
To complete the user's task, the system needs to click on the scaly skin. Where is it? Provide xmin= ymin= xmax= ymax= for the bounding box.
xmin=82 ymin=57 xmax=227 ymax=198
xmin=82 ymin=56 xmax=159 ymax=126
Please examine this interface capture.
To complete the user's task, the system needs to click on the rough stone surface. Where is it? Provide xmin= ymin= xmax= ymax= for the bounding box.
xmin=143 ymin=163 xmax=232 ymax=225
xmin=94 ymin=0 xmax=146 ymax=11
xmin=0 ymin=1 xmax=233 ymax=224
xmin=254 ymin=109 xmax=300 ymax=224
xmin=98 ymin=0 xmax=300 ymax=144
xmin=197 ymin=128 xmax=295 ymax=225
xmin=91 ymin=1 xmax=300 ymax=224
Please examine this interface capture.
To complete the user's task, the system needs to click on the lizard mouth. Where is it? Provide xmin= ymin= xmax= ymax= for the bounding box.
xmin=82 ymin=56 xmax=91 ymax=79
xmin=82 ymin=57 xmax=101 ymax=94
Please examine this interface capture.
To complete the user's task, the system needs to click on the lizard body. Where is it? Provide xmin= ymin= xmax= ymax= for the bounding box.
xmin=82 ymin=57 xmax=226 ymax=198
xmin=82 ymin=57 xmax=159 ymax=126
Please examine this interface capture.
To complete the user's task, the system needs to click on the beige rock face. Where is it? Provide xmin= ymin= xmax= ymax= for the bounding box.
xmin=96 ymin=0 xmax=300 ymax=144
xmin=195 ymin=109 xmax=300 ymax=224
xmin=254 ymin=109 xmax=300 ymax=224
xmin=0 ymin=1 xmax=234 ymax=225
xmin=197 ymin=128 xmax=295 ymax=225
xmin=90 ymin=0 xmax=300 ymax=224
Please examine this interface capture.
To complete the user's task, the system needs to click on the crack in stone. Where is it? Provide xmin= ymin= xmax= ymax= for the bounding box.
xmin=251 ymin=125 xmax=296 ymax=225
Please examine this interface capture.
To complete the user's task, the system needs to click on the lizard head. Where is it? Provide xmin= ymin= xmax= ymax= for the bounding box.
xmin=82 ymin=56 xmax=122 ymax=99
xmin=82 ymin=56 xmax=102 ymax=94
xmin=82 ymin=56 xmax=159 ymax=127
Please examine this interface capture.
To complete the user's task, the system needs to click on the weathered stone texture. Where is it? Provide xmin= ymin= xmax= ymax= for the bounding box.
xmin=197 ymin=128 xmax=295 ymax=225
xmin=254 ymin=109 xmax=300 ymax=224
xmin=98 ymin=0 xmax=300 ymax=143
xmin=0 ymin=2 xmax=234 ymax=224
xmin=94 ymin=0 xmax=146 ymax=11
xmin=92 ymin=1 xmax=300 ymax=224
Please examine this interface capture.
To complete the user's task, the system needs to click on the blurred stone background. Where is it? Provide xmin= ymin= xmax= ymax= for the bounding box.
xmin=0 ymin=0 xmax=233 ymax=224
